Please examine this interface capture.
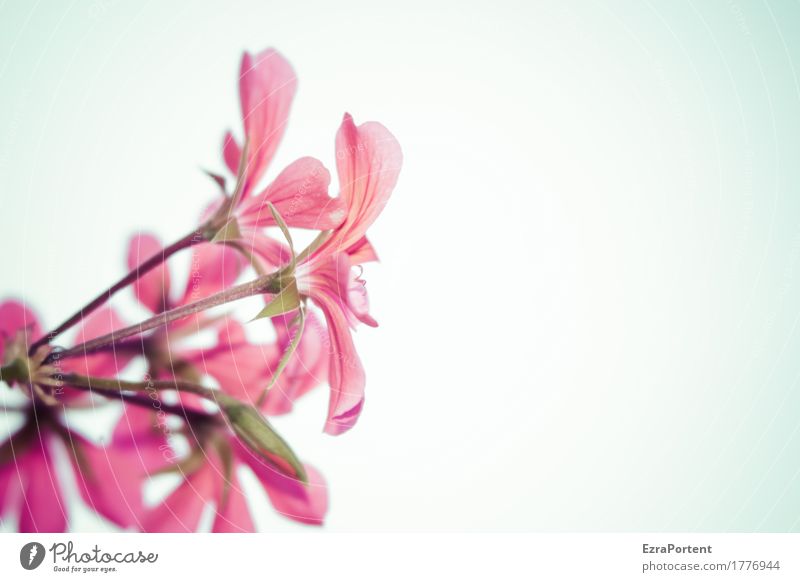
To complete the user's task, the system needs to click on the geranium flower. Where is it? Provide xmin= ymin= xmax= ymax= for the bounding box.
xmin=253 ymin=113 xmax=402 ymax=435
xmin=0 ymin=299 xmax=138 ymax=531
xmin=206 ymin=48 xmax=345 ymax=250
xmin=140 ymin=411 xmax=328 ymax=531
xmin=127 ymin=234 xmax=327 ymax=412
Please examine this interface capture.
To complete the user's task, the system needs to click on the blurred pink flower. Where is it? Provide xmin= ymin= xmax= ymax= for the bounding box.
xmin=182 ymin=314 xmax=328 ymax=415
xmin=0 ymin=299 xmax=138 ymax=532
xmin=142 ymin=429 xmax=327 ymax=532
xmin=73 ymin=404 xmax=168 ymax=530
xmin=0 ymin=426 xmax=69 ymax=533
xmin=127 ymin=235 xmax=327 ymax=411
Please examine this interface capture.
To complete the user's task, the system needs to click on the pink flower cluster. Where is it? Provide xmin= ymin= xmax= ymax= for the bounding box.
xmin=0 ymin=48 xmax=401 ymax=532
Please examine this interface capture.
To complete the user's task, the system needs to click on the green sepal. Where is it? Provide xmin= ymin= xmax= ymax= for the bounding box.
xmin=257 ymin=306 xmax=306 ymax=407
xmin=251 ymin=279 xmax=300 ymax=321
xmin=0 ymin=357 xmax=31 ymax=386
xmin=267 ymin=202 xmax=295 ymax=263
xmin=210 ymin=218 xmax=242 ymax=244
xmin=296 ymin=230 xmax=330 ymax=263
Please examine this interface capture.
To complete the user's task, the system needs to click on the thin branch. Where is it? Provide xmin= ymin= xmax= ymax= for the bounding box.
xmin=48 ymin=271 xmax=284 ymax=363
xmin=31 ymin=228 xmax=206 ymax=352
xmin=62 ymin=377 xmax=222 ymax=421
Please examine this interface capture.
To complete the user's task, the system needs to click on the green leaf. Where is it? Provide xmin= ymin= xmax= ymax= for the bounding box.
xmin=221 ymin=400 xmax=307 ymax=482
xmin=251 ymin=278 xmax=300 ymax=320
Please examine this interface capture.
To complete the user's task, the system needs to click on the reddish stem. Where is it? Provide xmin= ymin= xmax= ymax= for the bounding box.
xmin=47 ymin=271 xmax=283 ymax=363
xmin=30 ymin=228 xmax=205 ymax=353
xmin=61 ymin=373 xmax=219 ymax=423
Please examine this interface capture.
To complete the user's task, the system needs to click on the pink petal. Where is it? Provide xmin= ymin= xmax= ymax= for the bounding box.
xmin=246 ymin=232 xmax=292 ymax=271
xmin=127 ymin=233 xmax=172 ymax=314
xmin=0 ymin=461 xmax=13 ymax=520
xmin=73 ymin=405 xmax=175 ymax=530
xmin=179 ymin=242 xmax=245 ymax=306
xmin=346 ymin=266 xmax=378 ymax=328
xmin=0 ymin=299 xmax=42 ymax=362
xmin=61 ymin=307 xmax=134 ymax=378
xmin=313 ymin=288 xmax=366 ymax=436
xmin=238 ymin=157 xmax=344 ymax=230
xmin=142 ymin=462 xmax=216 ymax=533
xmin=348 ymin=236 xmax=379 ymax=264
xmin=315 ymin=114 xmax=402 ymax=259
xmin=211 ymin=471 xmax=255 ymax=533
xmin=17 ymin=437 xmax=68 ymax=533
xmin=261 ymin=310 xmax=328 ymax=415
xmin=112 ymin=404 xmax=166 ymax=447
xmin=68 ymin=432 xmax=158 ymax=530
xmin=237 ymin=48 xmax=297 ymax=196
xmin=237 ymin=443 xmax=327 ymax=526
xmin=222 ymin=130 xmax=242 ymax=175
xmin=184 ymin=318 xmax=278 ymax=404
xmin=298 ymin=254 xmax=367 ymax=434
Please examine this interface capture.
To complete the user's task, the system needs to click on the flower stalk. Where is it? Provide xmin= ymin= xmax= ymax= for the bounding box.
xmin=60 ymin=372 xmax=307 ymax=481
xmin=47 ymin=270 xmax=288 ymax=363
xmin=30 ymin=227 xmax=207 ymax=353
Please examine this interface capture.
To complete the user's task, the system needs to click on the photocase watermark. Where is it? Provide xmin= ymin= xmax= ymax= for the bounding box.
xmin=187 ymin=229 xmax=207 ymax=302
xmin=19 ymin=542 xmax=45 ymax=570
xmin=47 ymin=346 xmax=66 ymax=398
xmin=141 ymin=373 xmax=181 ymax=463
xmin=19 ymin=540 xmax=159 ymax=574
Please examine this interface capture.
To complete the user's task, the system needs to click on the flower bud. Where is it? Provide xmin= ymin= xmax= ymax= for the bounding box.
xmin=220 ymin=397 xmax=307 ymax=483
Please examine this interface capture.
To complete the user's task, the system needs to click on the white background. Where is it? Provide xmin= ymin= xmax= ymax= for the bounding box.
xmin=3 ymin=0 xmax=800 ymax=531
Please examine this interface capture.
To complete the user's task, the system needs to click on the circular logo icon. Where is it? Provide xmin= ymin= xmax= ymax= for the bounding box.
xmin=20 ymin=542 xmax=45 ymax=570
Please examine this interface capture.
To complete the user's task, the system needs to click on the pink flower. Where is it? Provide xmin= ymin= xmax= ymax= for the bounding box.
xmin=211 ymin=49 xmax=345 ymax=248
xmin=0 ymin=425 xmax=69 ymax=532
xmin=182 ymin=313 xmax=328 ymax=415
xmin=0 ymin=300 xmax=41 ymax=364
xmin=129 ymin=232 xmax=245 ymax=316
xmin=127 ymin=232 xmax=245 ymax=383
xmin=127 ymin=234 xmax=247 ymax=411
xmin=261 ymin=311 xmax=329 ymax=415
xmin=128 ymin=235 xmax=327 ymax=412
xmin=141 ymin=425 xmax=327 ymax=531
xmin=1 ymin=299 xmax=134 ymax=399
xmin=73 ymin=405 xmax=168 ymax=530
xmin=257 ymin=113 xmax=402 ymax=435
xmin=0 ymin=299 xmax=138 ymax=532
xmin=223 ymin=48 xmax=297 ymax=199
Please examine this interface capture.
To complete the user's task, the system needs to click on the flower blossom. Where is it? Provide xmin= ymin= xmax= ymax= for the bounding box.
xmin=254 ymin=113 xmax=402 ymax=435
xmin=205 ymin=48 xmax=345 ymax=253
xmin=0 ymin=299 xmax=141 ymax=531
